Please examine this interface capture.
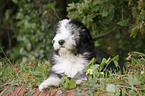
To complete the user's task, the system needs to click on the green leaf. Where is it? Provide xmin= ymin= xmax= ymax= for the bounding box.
xmin=60 ymin=75 xmax=76 ymax=90
xmin=89 ymin=58 xmax=97 ymax=64
xmin=12 ymin=0 xmax=18 ymax=4
xmin=112 ymin=55 xmax=119 ymax=62
xmin=106 ymin=84 xmax=120 ymax=95
xmin=117 ymin=18 xmax=129 ymax=26
xmin=46 ymin=2 xmax=56 ymax=9
xmin=30 ymin=23 xmax=36 ymax=29
xmin=67 ymin=79 xmax=76 ymax=89
xmin=112 ymin=55 xmax=119 ymax=67
xmin=26 ymin=43 xmax=31 ymax=51
xmin=100 ymin=58 xmax=107 ymax=68
xmin=128 ymin=75 xmax=134 ymax=87
xmin=100 ymin=4 xmax=114 ymax=17
xmin=128 ymin=75 xmax=141 ymax=87
xmin=24 ymin=20 xmax=30 ymax=29
xmin=130 ymin=27 xmax=138 ymax=37
xmin=16 ymin=12 xmax=24 ymax=19
xmin=106 ymin=84 xmax=116 ymax=93
xmin=5 ymin=10 xmax=12 ymax=20
xmin=85 ymin=58 xmax=97 ymax=70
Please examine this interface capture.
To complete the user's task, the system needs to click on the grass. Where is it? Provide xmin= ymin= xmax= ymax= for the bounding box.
xmin=0 ymin=51 xmax=145 ymax=95
xmin=0 ymin=58 xmax=50 ymax=93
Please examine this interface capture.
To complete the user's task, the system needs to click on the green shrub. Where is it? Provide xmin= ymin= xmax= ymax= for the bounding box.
xmin=3 ymin=0 xmax=61 ymax=64
xmin=67 ymin=0 xmax=145 ymax=57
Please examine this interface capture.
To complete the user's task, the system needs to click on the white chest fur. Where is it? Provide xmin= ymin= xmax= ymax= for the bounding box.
xmin=52 ymin=54 xmax=88 ymax=78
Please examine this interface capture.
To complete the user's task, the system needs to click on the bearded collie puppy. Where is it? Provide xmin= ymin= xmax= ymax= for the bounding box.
xmin=39 ymin=19 xmax=123 ymax=91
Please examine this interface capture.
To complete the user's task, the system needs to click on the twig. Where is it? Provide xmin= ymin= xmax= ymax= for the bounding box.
xmin=93 ymin=29 xmax=115 ymax=41
xmin=119 ymin=86 xmax=131 ymax=96
xmin=0 ymin=48 xmax=13 ymax=66
xmin=53 ymin=9 xmax=60 ymax=20
xmin=116 ymin=85 xmax=145 ymax=91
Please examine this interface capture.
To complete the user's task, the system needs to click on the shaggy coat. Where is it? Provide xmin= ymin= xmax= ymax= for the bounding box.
xmin=39 ymin=19 xmax=123 ymax=91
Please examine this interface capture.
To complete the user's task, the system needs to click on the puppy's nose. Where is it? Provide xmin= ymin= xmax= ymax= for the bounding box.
xmin=58 ymin=40 xmax=65 ymax=45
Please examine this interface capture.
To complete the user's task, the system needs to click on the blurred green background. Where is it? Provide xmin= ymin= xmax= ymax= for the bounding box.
xmin=0 ymin=0 xmax=145 ymax=64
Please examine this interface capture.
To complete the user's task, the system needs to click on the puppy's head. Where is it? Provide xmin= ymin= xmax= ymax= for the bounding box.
xmin=52 ymin=19 xmax=94 ymax=56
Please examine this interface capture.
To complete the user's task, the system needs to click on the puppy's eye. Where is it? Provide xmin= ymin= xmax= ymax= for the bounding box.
xmin=52 ymin=40 xmax=55 ymax=44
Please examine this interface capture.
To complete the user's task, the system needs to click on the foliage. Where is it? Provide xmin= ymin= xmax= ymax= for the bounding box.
xmin=67 ymin=0 xmax=145 ymax=56
xmin=0 ymin=0 xmax=61 ymax=64
xmin=129 ymin=0 xmax=145 ymax=37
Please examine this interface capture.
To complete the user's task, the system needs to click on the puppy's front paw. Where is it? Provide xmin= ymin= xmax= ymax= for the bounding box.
xmin=38 ymin=75 xmax=61 ymax=91
xmin=39 ymin=82 xmax=48 ymax=91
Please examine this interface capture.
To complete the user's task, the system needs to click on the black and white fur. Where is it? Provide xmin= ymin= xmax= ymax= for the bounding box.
xmin=39 ymin=19 xmax=123 ymax=91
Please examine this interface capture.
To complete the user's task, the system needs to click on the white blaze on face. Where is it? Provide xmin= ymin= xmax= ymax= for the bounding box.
xmin=53 ymin=19 xmax=80 ymax=55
